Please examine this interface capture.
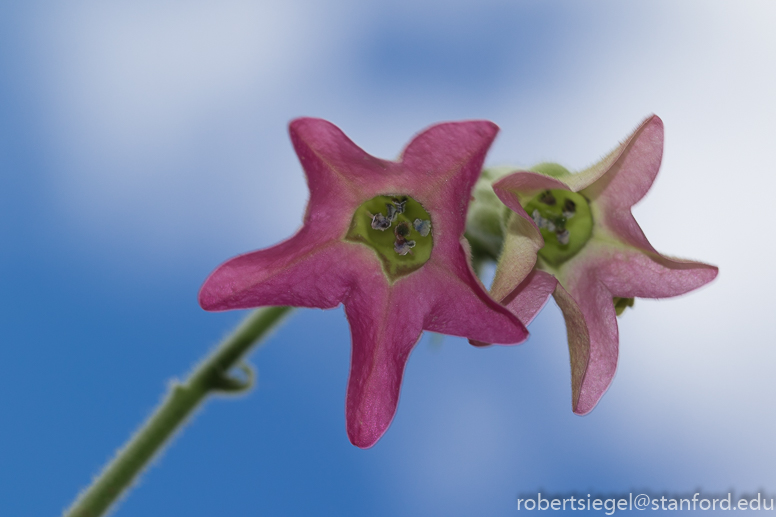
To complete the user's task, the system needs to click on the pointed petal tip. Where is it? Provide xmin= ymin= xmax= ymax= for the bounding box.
xmin=347 ymin=423 xmax=385 ymax=449
xmin=288 ymin=115 xmax=325 ymax=128
xmin=468 ymin=309 xmax=530 ymax=347
xmin=412 ymin=119 xmax=500 ymax=153
xmin=640 ymin=113 xmax=664 ymax=145
xmin=198 ymin=290 xmax=216 ymax=312
xmin=197 ymin=262 xmax=251 ymax=312
xmin=197 ymin=277 xmax=226 ymax=312
xmin=646 ymin=113 xmax=663 ymax=128
xmin=572 ymin=405 xmax=594 ymax=416
xmin=344 ymin=360 xmax=405 ymax=449
xmin=468 ymin=119 xmax=499 ymax=139
xmin=628 ymin=114 xmax=662 ymax=141
xmin=288 ymin=116 xmax=336 ymax=140
xmin=572 ymin=383 xmax=601 ymax=415
xmin=346 ymin=391 xmax=397 ymax=448
xmin=466 ymin=325 xmax=529 ymax=348
xmin=571 ymin=362 xmax=613 ymax=417
xmin=433 ymin=119 xmax=498 ymax=138
xmin=572 ymin=392 xmax=602 ymax=415
xmin=511 ymin=323 xmax=530 ymax=345
xmin=691 ymin=262 xmax=719 ymax=290
xmin=198 ymin=287 xmax=237 ymax=312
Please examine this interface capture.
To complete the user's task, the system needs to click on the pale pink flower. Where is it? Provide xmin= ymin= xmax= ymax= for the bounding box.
xmin=490 ymin=115 xmax=718 ymax=414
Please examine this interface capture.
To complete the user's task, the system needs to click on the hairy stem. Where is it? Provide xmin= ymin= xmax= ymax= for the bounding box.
xmin=63 ymin=306 xmax=294 ymax=517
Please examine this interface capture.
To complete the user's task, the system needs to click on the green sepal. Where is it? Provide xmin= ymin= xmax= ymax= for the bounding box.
xmin=531 ymin=162 xmax=572 ymax=179
xmin=465 ymin=167 xmax=515 ymax=264
xmin=613 ymin=297 xmax=635 ymax=316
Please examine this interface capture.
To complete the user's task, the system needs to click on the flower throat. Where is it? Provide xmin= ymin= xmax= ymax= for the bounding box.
xmin=522 ymin=189 xmax=593 ymax=266
xmin=346 ymin=195 xmax=433 ymax=281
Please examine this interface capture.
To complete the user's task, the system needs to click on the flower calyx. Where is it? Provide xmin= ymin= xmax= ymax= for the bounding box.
xmin=613 ymin=297 xmax=635 ymax=316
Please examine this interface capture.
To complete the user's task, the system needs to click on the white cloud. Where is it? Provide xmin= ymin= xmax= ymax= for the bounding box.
xmin=30 ymin=0 xmax=347 ymax=262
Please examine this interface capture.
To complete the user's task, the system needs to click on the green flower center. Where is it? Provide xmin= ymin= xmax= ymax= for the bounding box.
xmin=346 ymin=195 xmax=433 ymax=281
xmin=522 ymin=189 xmax=593 ymax=266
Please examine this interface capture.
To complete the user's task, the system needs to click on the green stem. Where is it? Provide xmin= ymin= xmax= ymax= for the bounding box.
xmin=62 ymin=306 xmax=294 ymax=517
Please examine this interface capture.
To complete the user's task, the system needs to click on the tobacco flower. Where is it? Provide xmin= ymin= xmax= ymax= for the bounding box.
xmin=490 ymin=115 xmax=718 ymax=414
xmin=200 ymin=118 xmax=528 ymax=447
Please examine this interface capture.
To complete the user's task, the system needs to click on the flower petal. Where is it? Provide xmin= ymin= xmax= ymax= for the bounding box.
xmin=423 ymin=241 xmax=529 ymax=344
xmin=199 ymin=230 xmax=370 ymax=310
xmin=289 ymin=117 xmax=398 ymax=230
xmin=485 ymin=173 xmax=555 ymax=309
xmin=551 ymin=282 xmax=591 ymax=413
xmin=590 ymin=242 xmax=719 ymax=298
xmin=496 ymin=116 xmax=664 ymax=199
xmin=559 ymin=255 xmax=619 ymax=415
xmin=582 ymin=115 xmax=663 ymax=208
xmin=494 ymin=170 xmax=569 ymax=202
xmin=489 ymin=210 xmax=545 ymax=302
xmin=344 ymin=279 xmax=425 ymax=449
xmin=403 ymin=121 xmax=499 ymax=237
xmin=502 ymin=269 xmax=557 ymax=326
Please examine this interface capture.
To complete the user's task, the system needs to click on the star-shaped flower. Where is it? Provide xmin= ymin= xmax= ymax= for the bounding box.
xmin=199 ymin=118 xmax=529 ymax=447
xmin=488 ymin=115 xmax=718 ymax=414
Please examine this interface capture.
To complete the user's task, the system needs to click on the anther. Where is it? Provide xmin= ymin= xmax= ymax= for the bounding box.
xmin=539 ymin=190 xmax=556 ymax=206
xmin=531 ymin=209 xmax=558 ymax=232
xmin=392 ymin=198 xmax=407 ymax=214
xmin=522 ymin=188 xmax=593 ymax=266
xmin=413 ymin=219 xmax=431 ymax=237
xmin=371 ymin=213 xmax=392 ymax=231
xmin=347 ymin=194 xmax=433 ymax=281
xmin=394 ymin=240 xmax=416 ymax=255
xmin=386 ymin=203 xmax=398 ymax=222
xmin=531 ymin=209 xmax=544 ymax=227
xmin=563 ymin=198 xmax=576 ymax=215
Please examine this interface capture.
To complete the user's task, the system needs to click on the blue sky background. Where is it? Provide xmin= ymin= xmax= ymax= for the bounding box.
xmin=1 ymin=1 xmax=774 ymax=515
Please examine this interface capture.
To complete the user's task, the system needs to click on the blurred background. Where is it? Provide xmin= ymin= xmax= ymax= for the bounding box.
xmin=1 ymin=0 xmax=774 ymax=515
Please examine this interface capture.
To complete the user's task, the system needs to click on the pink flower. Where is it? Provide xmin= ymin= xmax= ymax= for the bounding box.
xmin=488 ymin=115 xmax=718 ymax=414
xmin=199 ymin=118 xmax=528 ymax=448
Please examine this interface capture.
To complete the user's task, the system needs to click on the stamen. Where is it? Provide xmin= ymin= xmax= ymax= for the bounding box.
xmin=371 ymin=213 xmax=392 ymax=231
xmin=563 ymin=198 xmax=576 ymax=216
xmin=531 ymin=209 xmax=557 ymax=232
xmin=522 ymin=188 xmax=593 ymax=266
xmin=539 ymin=190 xmax=557 ymax=206
xmin=347 ymin=194 xmax=433 ymax=281
xmin=394 ymin=240 xmax=416 ymax=255
xmin=413 ymin=219 xmax=431 ymax=237
xmin=386 ymin=203 xmax=398 ymax=222
xmin=531 ymin=209 xmax=545 ymax=228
